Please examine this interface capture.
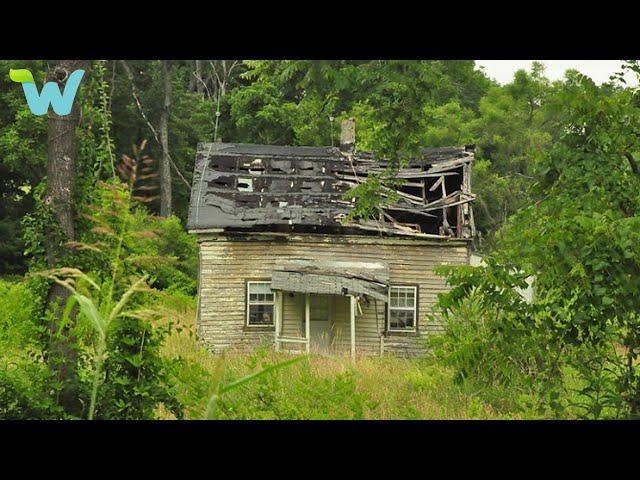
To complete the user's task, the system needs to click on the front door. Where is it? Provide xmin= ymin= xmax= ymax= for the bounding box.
xmin=309 ymin=294 xmax=331 ymax=353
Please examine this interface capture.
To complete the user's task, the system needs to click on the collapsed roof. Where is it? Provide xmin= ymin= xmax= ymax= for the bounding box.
xmin=187 ymin=136 xmax=476 ymax=239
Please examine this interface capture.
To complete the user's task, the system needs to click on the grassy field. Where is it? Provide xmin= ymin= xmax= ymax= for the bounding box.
xmin=157 ymin=294 xmax=525 ymax=420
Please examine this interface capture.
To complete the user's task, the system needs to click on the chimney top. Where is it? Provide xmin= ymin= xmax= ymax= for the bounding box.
xmin=340 ymin=118 xmax=355 ymax=153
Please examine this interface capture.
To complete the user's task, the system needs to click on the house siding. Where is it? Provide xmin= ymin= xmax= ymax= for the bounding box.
xmin=196 ymin=232 xmax=469 ymax=357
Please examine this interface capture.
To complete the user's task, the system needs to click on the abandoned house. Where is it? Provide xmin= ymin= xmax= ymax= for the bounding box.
xmin=187 ymin=120 xmax=476 ymax=357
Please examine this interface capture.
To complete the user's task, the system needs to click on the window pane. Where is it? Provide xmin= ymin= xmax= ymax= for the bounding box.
xmin=406 ymin=288 xmax=415 ymax=307
xmin=390 ymin=309 xmax=415 ymax=330
xmin=390 ymin=287 xmax=415 ymax=308
xmin=390 ymin=288 xmax=399 ymax=307
xmin=249 ymin=282 xmax=272 ymax=295
xmin=249 ymin=304 xmax=274 ymax=325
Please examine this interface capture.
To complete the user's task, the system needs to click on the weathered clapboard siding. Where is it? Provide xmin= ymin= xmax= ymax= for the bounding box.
xmin=197 ymin=232 xmax=469 ymax=356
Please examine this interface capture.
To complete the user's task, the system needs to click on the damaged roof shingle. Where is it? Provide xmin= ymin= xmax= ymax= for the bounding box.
xmin=187 ymin=142 xmax=476 ymax=238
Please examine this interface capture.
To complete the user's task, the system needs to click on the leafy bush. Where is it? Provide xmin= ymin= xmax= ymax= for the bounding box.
xmin=0 ymin=278 xmax=64 ymax=419
xmin=74 ymin=180 xmax=197 ymax=297
xmin=432 ymin=251 xmax=639 ymax=419
xmin=430 ymin=260 xmax=568 ymax=417
xmin=0 ymin=355 xmax=64 ymax=419
xmin=96 ymin=313 xmax=182 ymax=419
xmin=0 ymin=278 xmax=46 ymax=347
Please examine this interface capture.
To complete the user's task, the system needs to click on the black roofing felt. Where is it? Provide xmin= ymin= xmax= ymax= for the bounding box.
xmin=186 ymin=142 xmax=473 ymax=232
xmin=198 ymin=142 xmax=342 ymax=158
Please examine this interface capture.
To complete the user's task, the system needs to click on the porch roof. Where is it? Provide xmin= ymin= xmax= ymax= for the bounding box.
xmin=270 ymin=259 xmax=389 ymax=302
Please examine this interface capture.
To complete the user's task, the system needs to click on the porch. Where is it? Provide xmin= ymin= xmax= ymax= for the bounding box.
xmin=270 ymin=260 xmax=389 ymax=359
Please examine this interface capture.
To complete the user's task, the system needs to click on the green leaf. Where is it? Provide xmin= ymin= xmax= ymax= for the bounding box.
xmin=9 ymin=69 xmax=34 ymax=83
xmin=73 ymin=292 xmax=106 ymax=339
xmin=219 ymin=356 xmax=305 ymax=395
xmin=204 ymin=356 xmax=304 ymax=420
xmin=108 ymin=275 xmax=149 ymax=324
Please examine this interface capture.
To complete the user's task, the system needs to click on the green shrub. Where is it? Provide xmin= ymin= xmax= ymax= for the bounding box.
xmin=0 ymin=355 xmax=64 ymax=419
xmin=29 ymin=176 xmax=192 ymax=420
xmin=0 ymin=278 xmax=46 ymax=348
xmin=73 ymin=181 xmax=198 ymax=297
xmin=95 ymin=314 xmax=183 ymax=420
xmin=430 ymin=260 xmax=568 ymax=417
xmin=0 ymin=278 xmax=62 ymax=419
xmin=214 ymin=350 xmax=369 ymax=420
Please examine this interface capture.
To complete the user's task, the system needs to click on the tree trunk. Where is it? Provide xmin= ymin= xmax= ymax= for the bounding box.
xmin=159 ymin=60 xmax=172 ymax=217
xmin=195 ymin=59 xmax=203 ymax=94
xmin=45 ymin=59 xmax=91 ymax=414
xmin=188 ymin=60 xmax=197 ymax=92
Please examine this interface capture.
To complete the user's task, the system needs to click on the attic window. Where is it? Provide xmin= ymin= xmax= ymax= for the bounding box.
xmin=246 ymin=281 xmax=275 ymax=326
xmin=387 ymin=286 xmax=417 ymax=332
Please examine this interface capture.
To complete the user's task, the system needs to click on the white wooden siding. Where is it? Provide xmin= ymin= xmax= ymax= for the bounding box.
xmin=197 ymin=233 xmax=469 ymax=356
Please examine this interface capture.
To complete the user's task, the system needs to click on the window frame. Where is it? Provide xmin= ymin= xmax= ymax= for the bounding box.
xmin=387 ymin=285 xmax=418 ymax=333
xmin=246 ymin=280 xmax=275 ymax=327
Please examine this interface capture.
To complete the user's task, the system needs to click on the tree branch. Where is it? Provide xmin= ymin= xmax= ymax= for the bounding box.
xmin=119 ymin=60 xmax=191 ymax=189
xmin=624 ymin=151 xmax=640 ymax=175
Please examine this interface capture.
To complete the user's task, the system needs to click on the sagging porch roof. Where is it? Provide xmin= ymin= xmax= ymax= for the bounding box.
xmin=270 ymin=259 xmax=389 ymax=302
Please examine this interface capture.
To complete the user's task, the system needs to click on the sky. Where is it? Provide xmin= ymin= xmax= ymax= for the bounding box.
xmin=475 ymin=60 xmax=638 ymax=86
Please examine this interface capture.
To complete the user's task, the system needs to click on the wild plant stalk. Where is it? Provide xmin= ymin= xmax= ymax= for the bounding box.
xmin=85 ymin=160 xmax=138 ymax=419
xmin=33 ymin=142 xmax=161 ymax=419
xmin=35 ymin=269 xmax=149 ymax=419
xmin=204 ymin=356 xmax=304 ymax=420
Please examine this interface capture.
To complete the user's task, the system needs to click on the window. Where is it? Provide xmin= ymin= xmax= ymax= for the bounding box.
xmin=246 ymin=281 xmax=275 ymax=326
xmin=388 ymin=286 xmax=417 ymax=332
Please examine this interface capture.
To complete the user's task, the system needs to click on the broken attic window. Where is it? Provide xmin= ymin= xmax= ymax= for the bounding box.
xmin=237 ymin=178 xmax=253 ymax=192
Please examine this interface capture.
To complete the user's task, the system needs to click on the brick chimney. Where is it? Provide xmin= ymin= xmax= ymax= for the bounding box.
xmin=340 ymin=118 xmax=355 ymax=153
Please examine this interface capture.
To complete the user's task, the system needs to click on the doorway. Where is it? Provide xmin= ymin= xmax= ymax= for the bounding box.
xmin=308 ymin=294 xmax=331 ymax=353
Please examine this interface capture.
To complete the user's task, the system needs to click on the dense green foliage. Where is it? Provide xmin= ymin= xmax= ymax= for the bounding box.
xmin=0 ymin=278 xmax=64 ymax=419
xmin=1 ymin=177 xmax=200 ymax=419
xmin=433 ymin=66 xmax=640 ymax=419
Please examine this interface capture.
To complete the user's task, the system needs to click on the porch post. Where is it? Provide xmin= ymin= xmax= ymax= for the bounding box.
xmin=274 ymin=291 xmax=281 ymax=352
xmin=305 ymin=293 xmax=311 ymax=353
xmin=350 ymin=295 xmax=356 ymax=361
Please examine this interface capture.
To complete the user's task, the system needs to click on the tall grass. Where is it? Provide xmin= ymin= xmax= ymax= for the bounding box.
xmin=158 ymin=295 xmax=523 ymax=420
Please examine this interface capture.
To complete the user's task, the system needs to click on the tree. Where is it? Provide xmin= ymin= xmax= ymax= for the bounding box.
xmin=114 ymin=60 xmax=212 ymax=220
xmin=159 ymin=60 xmax=172 ymax=217
xmin=44 ymin=59 xmax=91 ymax=412
xmin=439 ymin=65 xmax=640 ymax=418
xmin=224 ymin=60 xmax=493 ymax=154
xmin=469 ymin=63 xmax=554 ymax=239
